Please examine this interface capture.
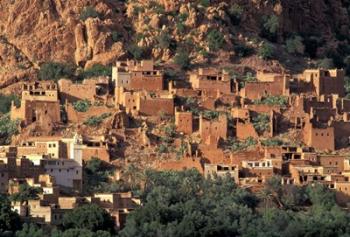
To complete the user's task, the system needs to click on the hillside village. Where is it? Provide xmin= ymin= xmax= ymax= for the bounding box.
xmin=1 ymin=57 xmax=350 ymax=231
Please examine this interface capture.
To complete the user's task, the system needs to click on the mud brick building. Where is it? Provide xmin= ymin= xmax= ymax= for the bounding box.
xmin=240 ymin=71 xmax=290 ymax=100
xmin=58 ymin=77 xmax=110 ymax=103
xmin=189 ymin=68 xmax=232 ymax=94
xmin=11 ymin=81 xmax=61 ymax=128
xmin=112 ymin=60 xmax=164 ymax=91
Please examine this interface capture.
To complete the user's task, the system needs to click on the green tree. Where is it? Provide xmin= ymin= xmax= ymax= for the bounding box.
xmin=174 ymin=47 xmax=191 ymax=69
xmin=127 ymin=44 xmax=144 ymax=60
xmin=254 ymin=96 xmax=288 ymax=107
xmin=62 ymin=204 xmax=115 ymax=233
xmin=0 ymin=195 xmax=21 ymax=233
xmin=317 ymin=58 xmax=334 ymax=69
xmin=38 ymin=62 xmax=75 ymax=81
xmin=80 ymin=64 xmax=112 ymax=78
xmin=111 ymin=31 xmax=122 ymax=42
xmin=156 ymin=32 xmax=171 ymax=49
xmin=261 ymin=15 xmax=279 ymax=41
xmin=120 ymin=170 xmax=258 ymax=237
xmin=206 ymin=29 xmax=225 ymax=51
xmin=228 ymin=4 xmax=243 ymax=25
xmin=228 ymin=137 xmax=257 ymax=152
xmin=80 ymin=6 xmax=100 ymax=21
xmin=286 ymin=35 xmax=305 ymax=55
xmin=15 ymin=223 xmax=43 ymax=237
xmin=84 ymin=158 xmax=115 ymax=193
xmin=84 ymin=113 xmax=111 ymax=127
xmin=0 ymin=115 xmax=19 ymax=145
xmin=258 ymin=42 xmax=275 ymax=60
xmin=0 ymin=94 xmax=20 ymax=115
xmin=73 ymin=100 xmax=91 ymax=112
xmin=11 ymin=184 xmax=42 ymax=203
xmin=252 ymin=113 xmax=270 ymax=135
xmin=201 ymin=110 xmax=219 ymax=120
xmin=51 ymin=229 xmax=111 ymax=237
xmin=306 ymin=183 xmax=336 ymax=208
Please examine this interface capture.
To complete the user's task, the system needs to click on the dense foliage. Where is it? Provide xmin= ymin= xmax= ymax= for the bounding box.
xmin=120 ymin=170 xmax=350 ymax=237
xmin=258 ymin=42 xmax=275 ymax=60
xmin=11 ymin=184 xmax=42 ymax=203
xmin=0 ymin=94 xmax=20 ymax=114
xmin=80 ymin=64 xmax=112 ymax=79
xmin=83 ymin=158 xmax=120 ymax=193
xmin=254 ymin=96 xmax=288 ymax=107
xmin=206 ymin=29 xmax=225 ymax=51
xmin=0 ymin=115 xmax=19 ymax=145
xmin=62 ymin=204 xmax=115 ymax=233
xmin=38 ymin=62 xmax=75 ymax=81
xmin=0 ymin=195 xmax=21 ymax=235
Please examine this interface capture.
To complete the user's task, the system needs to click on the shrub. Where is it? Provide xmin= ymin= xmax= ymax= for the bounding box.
xmin=0 ymin=115 xmax=19 ymax=145
xmin=62 ymin=204 xmax=115 ymax=232
xmin=263 ymin=15 xmax=279 ymax=34
xmin=10 ymin=184 xmax=42 ymax=203
xmin=174 ymin=47 xmax=191 ymax=69
xmin=317 ymin=58 xmax=334 ymax=69
xmin=252 ymin=113 xmax=270 ymax=134
xmin=73 ymin=100 xmax=91 ymax=112
xmin=84 ymin=158 xmax=115 ymax=193
xmin=156 ymin=32 xmax=171 ymax=49
xmin=176 ymin=22 xmax=186 ymax=34
xmin=162 ymin=123 xmax=176 ymax=138
xmin=38 ymin=62 xmax=75 ymax=81
xmin=198 ymin=0 xmax=210 ymax=8
xmin=81 ymin=64 xmax=112 ymax=78
xmin=228 ymin=137 xmax=257 ymax=152
xmin=286 ymin=36 xmax=305 ymax=55
xmin=184 ymin=97 xmax=200 ymax=115
xmin=261 ymin=15 xmax=279 ymax=41
xmin=127 ymin=44 xmax=144 ymax=60
xmin=234 ymin=44 xmax=254 ymax=57
xmin=157 ymin=144 xmax=169 ymax=154
xmin=0 ymin=94 xmax=20 ymax=114
xmin=261 ymin=138 xmax=284 ymax=147
xmin=149 ymin=1 xmax=165 ymax=14
xmin=80 ymin=6 xmax=100 ymax=21
xmin=258 ymin=42 xmax=275 ymax=60
xmin=239 ymin=72 xmax=257 ymax=88
xmin=201 ymin=110 xmax=219 ymax=120
xmin=228 ymin=4 xmax=243 ymax=25
xmin=111 ymin=31 xmax=122 ymax=42
xmin=254 ymin=96 xmax=288 ymax=107
xmin=206 ymin=29 xmax=225 ymax=51
xmin=178 ymin=13 xmax=188 ymax=22
xmin=84 ymin=113 xmax=111 ymax=127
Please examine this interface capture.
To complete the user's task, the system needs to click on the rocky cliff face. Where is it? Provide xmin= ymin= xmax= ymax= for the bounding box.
xmin=0 ymin=0 xmax=349 ymax=88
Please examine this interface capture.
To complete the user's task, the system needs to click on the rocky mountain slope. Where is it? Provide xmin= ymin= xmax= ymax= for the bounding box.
xmin=0 ymin=0 xmax=349 ymax=88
